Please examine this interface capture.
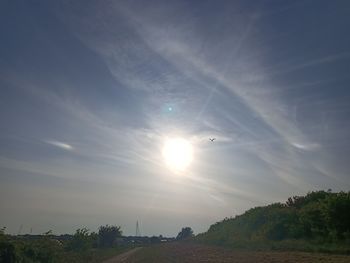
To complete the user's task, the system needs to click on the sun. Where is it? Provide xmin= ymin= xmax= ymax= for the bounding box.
xmin=162 ymin=137 xmax=193 ymax=172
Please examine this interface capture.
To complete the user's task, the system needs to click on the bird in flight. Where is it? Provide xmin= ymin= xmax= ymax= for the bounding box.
xmin=209 ymin=138 xmax=216 ymax=142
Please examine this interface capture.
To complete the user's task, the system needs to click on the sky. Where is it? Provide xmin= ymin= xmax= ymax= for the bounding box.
xmin=1 ymin=0 xmax=350 ymax=237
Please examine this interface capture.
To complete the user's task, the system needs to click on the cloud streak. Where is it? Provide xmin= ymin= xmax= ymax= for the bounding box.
xmin=45 ymin=140 xmax=73 ymax=150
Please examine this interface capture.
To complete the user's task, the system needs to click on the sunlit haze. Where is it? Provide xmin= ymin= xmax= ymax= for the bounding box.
xmin=0 ymin=1 xmax=350 ymax=237
xmin=162 ymin=137 xmax=193 ymax=173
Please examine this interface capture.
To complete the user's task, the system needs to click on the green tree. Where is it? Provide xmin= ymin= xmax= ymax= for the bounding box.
xmin=176 ymin=227 xmax=194 ymax=240
xmin=98 ymin=225 xmax=122 ymax=247
xmin=196 ymin=190 xmax=350 ymax=250
xmin=323 ymin=192 xmax=350 ymax=239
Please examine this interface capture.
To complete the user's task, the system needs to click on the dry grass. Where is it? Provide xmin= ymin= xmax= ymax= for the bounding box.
xmin=124 ymin=242 xmax=350 ymax=263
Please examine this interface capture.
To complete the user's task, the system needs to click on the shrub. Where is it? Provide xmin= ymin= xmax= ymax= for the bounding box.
xmin=66 ymin=228 xmax=95 ymax=251
xmin=98 ymin=225 xmax=122 ymax=248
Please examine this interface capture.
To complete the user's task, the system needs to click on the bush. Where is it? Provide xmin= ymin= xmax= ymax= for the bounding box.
xmin=98 ymin=225 xmax=122 ymax=248
xmin=66 ymin=228 xmax=95 ymax=251
xmin=0 ymin=240 xmax=17 ymax=263
xmin=196 ymin=190 xmax=350 ymax=252
xmin=22 ymin=237 xmax=63 ymax=262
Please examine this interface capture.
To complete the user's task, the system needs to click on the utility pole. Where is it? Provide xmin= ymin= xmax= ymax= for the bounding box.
xmin=17 ymin=224 xmax=23 ymax=235
xmin=136 ymin=220 xmax=141 ymax=237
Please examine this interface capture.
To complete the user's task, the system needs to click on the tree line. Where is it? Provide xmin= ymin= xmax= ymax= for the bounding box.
xmin=0 ymin=225 xmax=122 ymax=263
xmin=196 ymin=190 xmax=350 ymax=253
xmin=0 ymin=223 xmax=194 ymax=262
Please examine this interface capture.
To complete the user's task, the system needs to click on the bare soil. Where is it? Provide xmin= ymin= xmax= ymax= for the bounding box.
xmin=102 ymin=248 xmax=143 ymax=263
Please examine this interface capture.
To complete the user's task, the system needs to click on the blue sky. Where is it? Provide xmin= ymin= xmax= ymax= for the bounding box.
xmin=1 ymin=0 xmax=350 ymax=236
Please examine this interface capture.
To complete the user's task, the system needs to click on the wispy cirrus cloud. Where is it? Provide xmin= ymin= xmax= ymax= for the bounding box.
xmin=291 ymin=142 xmax=320 ymax=151
xmin=44 ymin=140 xmax=73 ymax=150
xmin=54 ymin=1 xmax=337 ymax=184
xmin=2 ymin=0 xmax=349 ymax=235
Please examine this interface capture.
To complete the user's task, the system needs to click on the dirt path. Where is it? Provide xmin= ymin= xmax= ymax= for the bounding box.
xmin=102 ymin=247 xmax=143 ymax=263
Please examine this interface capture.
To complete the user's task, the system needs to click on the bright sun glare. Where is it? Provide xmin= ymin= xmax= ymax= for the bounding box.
xmin=162 ymin=137 xmax=193 ymax=172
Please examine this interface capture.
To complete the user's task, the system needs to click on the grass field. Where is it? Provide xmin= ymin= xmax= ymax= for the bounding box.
xmin=60 ymin=247 xmax=131 ymax=263
xmin=124 ymin=242 xmax=350 ymax=263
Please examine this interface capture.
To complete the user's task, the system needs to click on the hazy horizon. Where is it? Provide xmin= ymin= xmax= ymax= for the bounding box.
xmin=1 ymin=0 xmax=350 ymax=237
